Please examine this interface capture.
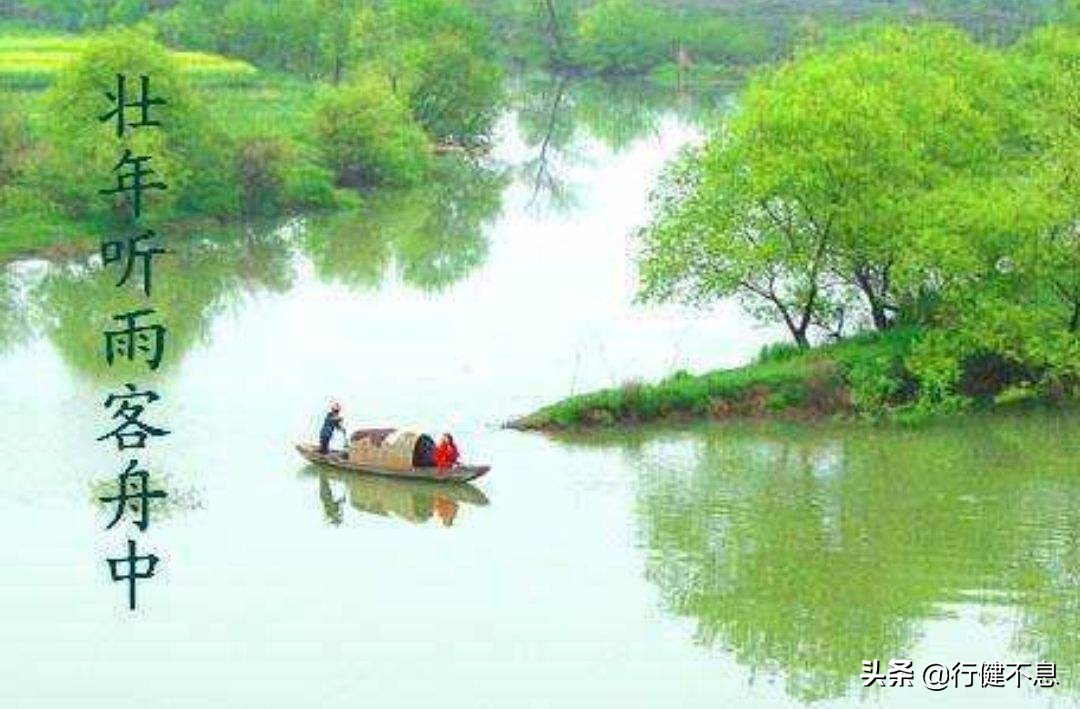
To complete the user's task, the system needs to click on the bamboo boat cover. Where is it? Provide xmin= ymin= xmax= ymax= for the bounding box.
xmin=348 ymin=428 xmax=433 ymax=471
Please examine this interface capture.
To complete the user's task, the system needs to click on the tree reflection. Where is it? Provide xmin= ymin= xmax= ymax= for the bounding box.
xmin=304 ymin=155 xmax=506 ymax=293
xmin=619 ymin=412 xmax=1080 ymax=700
xmin=512 ymin=75 xmax=718 ymax=214
xmin=27 ymin=222 xmax=298 ymax=382
xmin=0 ymin=265 xmax=30 ymax=353
xmin=514 ymin=74 xmax=579 ymax=213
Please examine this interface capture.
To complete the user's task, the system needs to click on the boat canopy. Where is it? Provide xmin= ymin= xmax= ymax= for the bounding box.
xmin=348 ymin=428 xmax=435 ymax=471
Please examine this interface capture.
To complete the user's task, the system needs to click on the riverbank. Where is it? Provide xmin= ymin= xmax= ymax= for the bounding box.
xmin=509 ymin=328 xmax=1075 ymax=431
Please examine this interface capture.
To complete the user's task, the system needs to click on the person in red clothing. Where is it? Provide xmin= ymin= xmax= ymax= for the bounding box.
xmin=433 ymin=433 xmax=459 ymax=471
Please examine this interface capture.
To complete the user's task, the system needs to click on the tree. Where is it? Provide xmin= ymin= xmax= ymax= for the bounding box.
xmin=639 ymin=25 xmax=1036 ymax=347
xmin=574 ymin=0 xmax=670 ymax=75
xmin=32 ymin=29 xmax=224 ymax=221
xmin=312 ymin=71 xmax=431 ymax=188
xmin=352 ymin=0 xmax=504 ymax=146
xmin=317 ymin=0 xmax=363 ymax=84
xmin=638 ymin=143 xmax=835 ymax=348
xmin=406 ymin=32 xmax=503 ymax=146
xmin=901 ymin=23 xmax=1080 ymax=404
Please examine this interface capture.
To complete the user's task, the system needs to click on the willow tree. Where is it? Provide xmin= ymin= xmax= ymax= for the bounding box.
xmin=900 ymin=23 xmax=1080 ymax=404
xmin=639 ymin=24 xmax=1030 ymax=345
xmin=638 ymin=141 xmax=836 ymax=348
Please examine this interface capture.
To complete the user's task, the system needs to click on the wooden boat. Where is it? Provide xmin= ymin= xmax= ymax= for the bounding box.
xmin=295 ymin=427 xmax=490 ymax=483
xmin=296 ymin=444 xmax=490 ymax=482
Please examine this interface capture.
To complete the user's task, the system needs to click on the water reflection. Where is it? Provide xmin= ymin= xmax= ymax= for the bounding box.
xmin=0 ymin=265 xmax=30 ymax=353
xmin=88 ymin=472 xmax=205 ymax=524
xmin=8 ymin=157 xmax=500 ymax=379
xmin=610 ymin=412 xmax=1080 ymax=701
xmin=304 ymin=156 xmax=506 ymax=293
xmin=4 ymin=78 xmax=718 ymax=382
xmin=512 ymin=75 xmax=720 ymax=213
xmin=27 ymin=221 xmax=298 ymax=381
xmin=301 ymin=465 xmax=489 ymax=527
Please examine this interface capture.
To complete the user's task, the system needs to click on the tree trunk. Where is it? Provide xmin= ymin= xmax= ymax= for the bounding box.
xmin=869 ymin=299 xmax=891 ymax=331
xmin=854 ymin=267 xmax=893 ymax=331
xmin=774 ymin=301 xmax=811 ymax=348
xmin=542 ymin=0 xmax=566 ymax=62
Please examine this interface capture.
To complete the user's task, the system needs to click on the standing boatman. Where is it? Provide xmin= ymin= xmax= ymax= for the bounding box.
xmin=319 ymin=401 xmax=345 ymax=455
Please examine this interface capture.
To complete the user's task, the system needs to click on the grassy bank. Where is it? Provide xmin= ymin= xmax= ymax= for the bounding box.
xmin=509 ymin=328 xmax=1073 ymax=431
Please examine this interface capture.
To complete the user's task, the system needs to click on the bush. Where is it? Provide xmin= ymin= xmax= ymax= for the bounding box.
xmin=574 ymin=0 xmax=670 ymax=75
xmin=234 ymin=135 xmax=294 ymax=216
xmin=406 ymin=32 xmax=503 ymax=146
xmin=0 ymin=98 xmax=30 ymax=186
xmin=312 ymin=72 xmax=431 ymax=188
xmin=30 ymin=29 xmax=215 ymax=221
xmin=677 ymin=15 xmax=775 ymax=65
xmin=232 ymin=132 xmax=337 ymax=216
xmin=154 ymin=0 xmax=328 ymax=78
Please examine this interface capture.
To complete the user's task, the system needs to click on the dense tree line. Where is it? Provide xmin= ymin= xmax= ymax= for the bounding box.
xmin=3 ymin=0 xmax=1071 ymax=78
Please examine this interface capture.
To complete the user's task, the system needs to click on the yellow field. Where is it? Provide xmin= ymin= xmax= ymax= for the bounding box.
xmin=0 ymin=32 xmax=257 ymax=86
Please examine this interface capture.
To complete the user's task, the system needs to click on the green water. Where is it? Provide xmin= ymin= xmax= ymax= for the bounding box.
xmin=1 ymin=79 xmax=1077 ymax=708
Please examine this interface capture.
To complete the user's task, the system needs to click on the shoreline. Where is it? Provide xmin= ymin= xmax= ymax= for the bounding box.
xmin=508 ymin=328 xmax=1077 ymax=432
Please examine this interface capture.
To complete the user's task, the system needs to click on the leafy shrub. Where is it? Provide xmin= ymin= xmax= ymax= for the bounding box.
xmin=234 ymin=135 xmax=293 ymax=216
xmin=233 ymin=132 xmax=336 ymax=215
xmin=574 ymin=0 xmax=670 ymax=75
xmin=312 ymin=72 xmax=431 ymax=188
xmin=845 ymin=353 xmax=905 ymax=416
xmin=30 ymin=29 xmax=215 ymax=221
xmin=406 ymin=32 xmax=503 ymax=146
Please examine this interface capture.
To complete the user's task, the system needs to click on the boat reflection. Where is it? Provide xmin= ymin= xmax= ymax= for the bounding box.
xmin=301 ymin=465 xmax=489 ymax=528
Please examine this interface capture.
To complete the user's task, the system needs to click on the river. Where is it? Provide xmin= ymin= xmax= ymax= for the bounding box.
xmin=1 ymin=78 xmax=1077 ymax=708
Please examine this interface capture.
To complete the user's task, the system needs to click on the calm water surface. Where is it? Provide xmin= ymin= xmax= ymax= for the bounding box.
xmin=1 ymin=80 xmax=1077 ymax=708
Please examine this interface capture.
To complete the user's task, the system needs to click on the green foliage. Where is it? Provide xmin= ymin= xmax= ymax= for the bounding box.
xmin=406 ymin=32 xmax=503 ymax=145
xmin=676 ymin=15 xmax=774 ymax=65
xmin=234 ymin=134 xmax=329 ymax=216
xmin=0 ymin=32 xmax=339 ymax=245
xmin=514 ymin=328 xmax=935 ymax=429
xmin=894 ymin=23 xmax=1080 ymax=407
xmin=573 ymin=0 xmax=669 ymax=75
xmin=0 ymin=0 xmax=509 ymax=250
xmin=352 ymin=0 xmax=503 ymax=146
xmin=312 ymin=72 xmax=431 ymax=188
xmin=383 ymin=0 xmax=492 ymax=59
xmin=0 ymin=97 xmax=30 ymax=186
xmin=30 ymin=29 xmax=213 ymax=221
xmin=639 ymin=21 xmax=1076 ymax=412
xmin=154 ymin=0 xmax=358 ymax=80
xmin=467 ymin=0 xmax=586 ymax=68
